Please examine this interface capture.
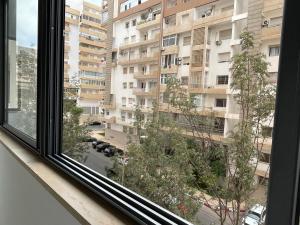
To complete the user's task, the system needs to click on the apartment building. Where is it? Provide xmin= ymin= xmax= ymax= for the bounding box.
xmin=101 ymin=0 xmax=282 ymax=182
xmin=64 ymin=0 xmax=107 ymax=123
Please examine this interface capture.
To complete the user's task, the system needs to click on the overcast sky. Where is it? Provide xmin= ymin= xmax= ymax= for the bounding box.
xmin=17 ymin=0 xmax=38 ymax=48
xmin=17 ymin=0 xmax=101 ymax=48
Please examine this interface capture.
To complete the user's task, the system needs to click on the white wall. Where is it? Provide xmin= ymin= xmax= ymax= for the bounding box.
xmin=0 ymin=143 xmax=81 ymax=225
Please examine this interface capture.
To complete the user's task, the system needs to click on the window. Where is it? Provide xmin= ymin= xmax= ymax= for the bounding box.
xmin=125 ymin=21 xmax=129 ymax=28
xmin=183 ymin=35 xmax=191 ymax=46
xmin=181 ymin=14 xmax=189 ymax=24
xmin=219 ymin=29 xmax=232 ymax=41
xmin=129 ymin=82 xmax=134 ymax=88
xmin=123 ymin=82 xmax=127 ymax=89
xmin=163 ymin=35 xmax=177 ymax=47
xmin=218 ymin=52 xmax=231 ymax=62
xmin=217 ymin=75 xmax=229 ymax=85
xmin=3 ymin=1 xmax=299 ymax=225
xmin=132 ymin=19 xmax=136 ymax=26
xmin=269 ymin=45 xmax=280 ymax=57
xmin=129 ymin=66 xmax=134 ymax=73
xmin=122 ymin=97 xmax=126 ymax=106
xmin=215 ymin=98 xmax=227 ymax=107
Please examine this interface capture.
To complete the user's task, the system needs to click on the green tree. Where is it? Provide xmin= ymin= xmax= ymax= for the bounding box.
xmin=62 ymin=99 xmax=90 ymax=162
xmin=110 ymin=113 xmax=201 ymax=222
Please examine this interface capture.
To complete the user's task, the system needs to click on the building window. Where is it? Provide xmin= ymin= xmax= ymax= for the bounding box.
xmin=123 ymin=126 xmax=128 ymax=133
xmin=122 ymin=97 xmax=126 ymax=107
xmin=218 ymin=52 xmax=231 ymax=63
xmin=123 ymin=82 xmax=127 ymax=89
xmin=128 ymin=112 xmax=133 ymax=119
xmin=219 ymin=29 xmax=232 ymax=41
xmin=215 ymin=99 xmax=227 ymax=107
xmin=217 ymin=75 xmax=229 ymax=85
xmin=163 ymin=35 xmax=177 ymax=47
xmin=123 ymin=67 xmax=128 ymax=74
xmin=181 ymin=76 xmax=189 ymax=85
xmin=129 ymin=66 xmax=134 ymax=73
xmin=269 ymin=46 xmax=280 ymax=57
xmin=125 ymin=21 xmax=129 ymax=28
xmin=132 ymin=19 xmax=136 ymax=26
xmin=161 ymin=74 xmax=168 ymax=84
xmin=129 ymin=82 xmax=134 ymax=88
xmin=183 ymin=36 xmax=191 ymax=46
xmin=181 ymin=14 xmax=189 ymax=24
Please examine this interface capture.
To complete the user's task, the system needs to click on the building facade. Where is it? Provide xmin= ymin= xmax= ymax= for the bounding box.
xmin=64 ymin=0 xmax=108 ymax=123
xmin=100 ymin=0 xmax=282 ymax=182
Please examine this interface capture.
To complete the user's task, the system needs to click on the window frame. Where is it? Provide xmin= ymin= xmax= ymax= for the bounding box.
xmin=0 ymin=0 xmax=300 ymax=225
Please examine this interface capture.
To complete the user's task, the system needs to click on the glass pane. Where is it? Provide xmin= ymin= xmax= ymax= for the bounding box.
xmin=6 ymin=0 xmax=38 ymax=139
xmin=62 ymin=0 xmax=283 ymax=224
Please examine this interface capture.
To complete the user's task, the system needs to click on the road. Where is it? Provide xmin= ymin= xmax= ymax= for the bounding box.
xmin=83 ymin=145 xmax=228 ymax=224
xmin=83 ymin=143 xmax=114 ymax=175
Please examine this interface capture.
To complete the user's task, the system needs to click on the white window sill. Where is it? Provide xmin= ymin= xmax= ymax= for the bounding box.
xmin=0 ymin=130 xmax=134 ymax=225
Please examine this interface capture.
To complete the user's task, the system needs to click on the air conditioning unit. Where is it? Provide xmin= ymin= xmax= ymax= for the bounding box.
xmin=205 ymin=9 xmax=212 ymax=16
xmin=175 ymin=57 xmax=182 ymax=65
xmin=262 ymin=19 xmax=270 ymax=27
xmin=216 ymin=40 xmax=222 ymax=46
xmin=161 ymin=47 xmax=165 ymax=51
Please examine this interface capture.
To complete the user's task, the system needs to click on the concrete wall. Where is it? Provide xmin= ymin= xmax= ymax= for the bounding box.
xmin=0 ymin=143 xmax=81 ymax=225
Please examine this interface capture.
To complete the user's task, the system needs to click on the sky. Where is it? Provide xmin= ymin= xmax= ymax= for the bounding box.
xmin=16 ymin=0 xmax=38 ymax=48
xmin=16 ymin=0 xmax=102 ymax=48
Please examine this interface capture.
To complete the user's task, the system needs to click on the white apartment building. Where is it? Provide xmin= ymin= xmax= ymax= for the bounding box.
xmin=102 ymin=0 xmax=282 ymax=182
xmin=64 ymin=0 xmax=107 ymax=123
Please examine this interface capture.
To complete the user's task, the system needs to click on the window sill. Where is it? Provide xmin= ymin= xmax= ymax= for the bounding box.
xmin=0 ymin=130 xmax=134 ymax=225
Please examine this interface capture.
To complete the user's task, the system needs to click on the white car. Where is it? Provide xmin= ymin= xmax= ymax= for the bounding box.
xmin=242 ymin=204 xmax=266 ymax=225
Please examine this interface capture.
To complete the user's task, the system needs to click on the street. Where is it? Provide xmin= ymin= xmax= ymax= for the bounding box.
xmin=83 ymin=143 xmax=114 ymax=175
xmin=82 ymin=142 xmax=229 ymax=225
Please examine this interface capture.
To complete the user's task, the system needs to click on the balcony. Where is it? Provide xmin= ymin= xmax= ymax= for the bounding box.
xmin=79 ymin=92 xmax=105 ymax=101
xmin=80 ymin=83 xmax=105 ymax=90
xmin=102 ymin=101 xmax=116 ymax=110
xmin=79 ymin=37 xmax=106 ymax=48
xmin=79 ymin=46 xmax=106 ymax=55
xmin=262 ymin=25 xmax=282 ymax=41
xmin=65 ymin=6 xmax=80 ymax=16
xmin=163 ymin=21 xmax=193 ymax=36
xmin=161 ymin=45 xmax=179 ymax=55
xmin=132 ymin=87 xmax=157 ymax=96
xmin=136 ymin=14 xmax=161 ymax=30
xmin=79 ymin=27 xmax=106 ymax=40
xmin=79 ymin=65 xmax=105 ymax=73
xmin=79 ymin=56 xmax=102 ymax=64
xmin=188 ymin=84 xmax=228 ymax=94
xmin=193 ymin=9 xmax=233 ymax=28
xmin=118 ymin=52 xmax=160 ymax=65
xmin=133 ymin=71 xmax=159 ymax=80
xmin=65 ymin=17 xmax=79 ymax=25
xmin=80 ymin=19 xmax=105 ymax=30
xmin=161 ymin=65 xmax=178 ymax=74
xmin=119 ymin=34 xmax=160 ymax=50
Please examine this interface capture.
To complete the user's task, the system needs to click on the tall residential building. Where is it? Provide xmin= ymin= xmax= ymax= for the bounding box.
xmin=64 ymin=0 xmax=108 ymax=123
xmin=102 ymin=0 xmax=283 ymax=182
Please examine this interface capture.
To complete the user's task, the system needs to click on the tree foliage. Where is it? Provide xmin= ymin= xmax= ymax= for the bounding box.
xmin=63 ymin=99 xmax=89 ymax=162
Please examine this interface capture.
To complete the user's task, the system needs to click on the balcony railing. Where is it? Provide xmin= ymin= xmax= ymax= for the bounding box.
xmin=119 ymin=34 xmax=160 ymax=50
xmin=132 ymin=87 xmax=157 ymax=96
xmin=133 ymin=71 xmax=159 ymax=80
xmin=136 ymin=14 xmax=161 ymax=30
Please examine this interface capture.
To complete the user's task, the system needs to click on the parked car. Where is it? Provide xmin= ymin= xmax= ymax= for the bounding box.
xmin=89 ymin=121 xmax=101 ymax=126
xmin=242 ymin=204 xmax=266 ymax=225
xmin=103 ymin=147 xmax=116 ymax=157
xmin=82 ymin=136 xmax=97 ymax=142
xmin=92 ymin=140 xmax=104 ymax=149
xmin=96 ymin=143 xmax=110 ymax=152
